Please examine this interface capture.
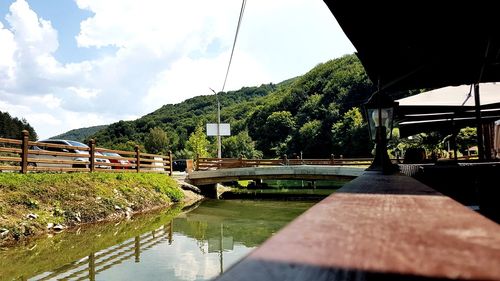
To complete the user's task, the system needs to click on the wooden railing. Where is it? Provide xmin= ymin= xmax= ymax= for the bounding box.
xmin=0 ymin=131 xmax=172 ymax=175
xmin=215 ymin=173 xmax=500 ymax=280
xmin=195 ymin=155 xmax=374 ymax=171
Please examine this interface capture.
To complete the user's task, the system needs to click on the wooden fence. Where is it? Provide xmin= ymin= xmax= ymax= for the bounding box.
xmin=0 ymin=131 xmax=172 ymax=175
xmin=195 ymin=155 xmax=374 ymax=171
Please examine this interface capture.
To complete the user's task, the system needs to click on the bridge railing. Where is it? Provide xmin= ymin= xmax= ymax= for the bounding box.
xmin=195 ymin=156 xmax=375 ymax=171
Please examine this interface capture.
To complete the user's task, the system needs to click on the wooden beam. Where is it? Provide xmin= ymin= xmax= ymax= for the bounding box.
xmin=216 ymin=173 xmax=500 ymax=280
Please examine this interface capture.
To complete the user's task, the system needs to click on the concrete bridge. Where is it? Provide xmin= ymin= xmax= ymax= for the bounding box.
xmin=187 ymin=165 xmax=365 ymax=186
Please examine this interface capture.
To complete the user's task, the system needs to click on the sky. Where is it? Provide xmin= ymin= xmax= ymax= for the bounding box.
xmin=0 ymin=0 xmax=355 ymax=139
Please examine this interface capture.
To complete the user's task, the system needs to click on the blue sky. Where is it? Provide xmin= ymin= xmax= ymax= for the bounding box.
xmin=0 ymin=0 xmax=354 ymax=139
xmin=0 ymin=0 xmax=107 ymax=62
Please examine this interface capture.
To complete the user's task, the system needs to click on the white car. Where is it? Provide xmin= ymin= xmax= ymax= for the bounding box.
xmin=29 ymin=139 xmax=111 ymax=169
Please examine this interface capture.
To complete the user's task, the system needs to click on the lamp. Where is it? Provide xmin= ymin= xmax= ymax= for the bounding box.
xmin=364 ymin=92 xmax=398 ymax=174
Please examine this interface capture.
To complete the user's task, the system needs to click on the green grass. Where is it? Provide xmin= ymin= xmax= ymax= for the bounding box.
xmin=0 ymin=172 xmax=183 ymax=245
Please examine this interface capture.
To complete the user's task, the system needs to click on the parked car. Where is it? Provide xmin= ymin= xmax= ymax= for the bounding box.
xmin=100 ymin=152 xmax=131 ymax=169
xmin=29 ymin=139 xmax=111 ymax=169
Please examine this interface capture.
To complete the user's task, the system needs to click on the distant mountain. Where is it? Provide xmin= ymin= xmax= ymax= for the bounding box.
xmin=0 ymin=111 xmax=38 ymax=140
xmin=50 ymin=125 xmax=108 ymax=142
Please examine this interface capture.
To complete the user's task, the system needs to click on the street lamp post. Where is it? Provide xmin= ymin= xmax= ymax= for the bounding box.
xmin=364 ymin=92 xmax=398 ymax=174
xmin=210 ymin=88 xmax=222 ymax=158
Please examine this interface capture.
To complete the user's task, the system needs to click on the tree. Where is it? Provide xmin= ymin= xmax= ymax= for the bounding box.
xmin=296 ymin=120 xmax=322 ymax=157
xmin=222 ymin=131 xmax=262 ymax=158
xmin=331 ymin=107 xmax=370 ymax=157
xmin=456 ymin=127 xmax=477 ymax=154
xmin=261 ymin=111 xmax=296 ymax=157
xmin=0 ymin=111 xmax=38 ymax=140
xmin=144 ymin=127 xmax=169 ymax=154
xmin=185 ymin=125 xmax=211 ymax=158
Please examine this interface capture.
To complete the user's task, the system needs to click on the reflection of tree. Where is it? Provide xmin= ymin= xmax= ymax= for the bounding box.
xmin=172 ymin=200 xmax=314 ymax=249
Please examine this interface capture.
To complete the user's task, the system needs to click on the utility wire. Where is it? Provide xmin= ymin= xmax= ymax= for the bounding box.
xmin=461 ymin=84 xmax=473 ymax=106
xmin=220 ymin=0 xmax=247 ymax=93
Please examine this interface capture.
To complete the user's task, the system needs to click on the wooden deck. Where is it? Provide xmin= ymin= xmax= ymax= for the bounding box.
xmin=215 ymin=172 xmax=500 ymax=280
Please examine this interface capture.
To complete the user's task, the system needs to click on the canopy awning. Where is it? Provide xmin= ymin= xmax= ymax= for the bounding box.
xmin=324 ymin=1 xmax=500 ymax=92
xmin=395 ymin=83 xmax=500 ymax=136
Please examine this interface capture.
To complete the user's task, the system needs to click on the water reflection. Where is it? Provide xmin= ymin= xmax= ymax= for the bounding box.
xmin=1 ymin=199 xmax=316 ymax=281
xmin=29 ymin=222 xmax=174 ymax=281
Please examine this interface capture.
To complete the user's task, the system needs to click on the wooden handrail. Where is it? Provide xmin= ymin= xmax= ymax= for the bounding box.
xmin=94 ymin=147 xmax=136 ymax=156
xmin=215 ymin=173 xmax=500 ymax=280
xmin=0 ymin=137 xmax=22 ymax=145
xmin=28 ymin=141 xmax=91 ymax=151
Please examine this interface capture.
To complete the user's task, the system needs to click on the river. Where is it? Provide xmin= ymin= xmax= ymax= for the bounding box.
xmin=0 ymin=199 xmax=319 ymax=281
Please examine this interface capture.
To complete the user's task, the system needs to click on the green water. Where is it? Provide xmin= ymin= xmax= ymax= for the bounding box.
xmin=0 ymin=199 xmax=316 ymax=281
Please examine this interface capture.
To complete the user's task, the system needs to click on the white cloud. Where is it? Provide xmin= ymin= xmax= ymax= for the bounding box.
xmin=145 ymin=50 xmax=270 ymax=107
xmin=0 ymin=0 xmax=354 ymax=140
xmin=68 ymin=86 xmax=100 ymax=99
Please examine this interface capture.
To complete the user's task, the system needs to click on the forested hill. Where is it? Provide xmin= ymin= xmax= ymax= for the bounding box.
xmin=0 ymin=111 xmax=38 ymax=141
xmin=90 ymin=82 xmax=280 ymax=152
xmin=90 ymin=54 xmax=380 ymax=158
xmin=50 ymin=125 xmax=108 ymax=142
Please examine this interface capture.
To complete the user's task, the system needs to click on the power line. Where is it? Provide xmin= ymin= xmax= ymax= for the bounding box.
xmin=220 ymin=0 xmax=247 ymax=93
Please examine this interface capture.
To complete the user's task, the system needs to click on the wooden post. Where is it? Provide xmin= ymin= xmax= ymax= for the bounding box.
xmin=135 ymin=145 xmax=140 ymax=173
xmin=21 ymin=130 xmax=29 ymax=174
xmin=483 ymin=123 xmax=493 ymax=160
xmin=195 ymin=154 xmax=199 ymax=171
xmin=88 ymin=252 xmax=96 ymax=281
xmin=89 ymin=139 xmax=96 ymax=172
xmin=168 ymin=220 xmax=173 ymax=245
xmin=474 ymin=84 xmax=485 ymax=160
xmin=330 ymin=154 xmax=335 ymax=165
xmin=168 ymin=150 xmax=173 ymax=176
xmin=134 ymin=236 xmax=140 ymax=263
xmin=239 ymin=155 xmax=243 ymax=168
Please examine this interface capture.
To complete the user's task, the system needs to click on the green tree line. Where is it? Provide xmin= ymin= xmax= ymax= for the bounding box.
xmin=0 ymin=111 xmax=37 ymax=141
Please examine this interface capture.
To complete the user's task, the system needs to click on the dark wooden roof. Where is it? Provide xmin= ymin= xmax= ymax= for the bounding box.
xmin=324 ymin=1 xmax=500 ymax=92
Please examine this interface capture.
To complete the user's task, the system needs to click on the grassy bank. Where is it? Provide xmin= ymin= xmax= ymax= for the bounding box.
xmin=0 ymin=172 xmax=185 ymax=246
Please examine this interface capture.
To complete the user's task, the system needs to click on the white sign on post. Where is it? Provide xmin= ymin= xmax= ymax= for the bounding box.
xmin=206 ymin=123 xmax=231 ymax=136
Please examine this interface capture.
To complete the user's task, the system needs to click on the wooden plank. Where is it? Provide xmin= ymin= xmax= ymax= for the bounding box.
xmin=139 ymin=152 xmax=167 ymax=158
xmin=95 ymin=147 xmax=136 ymax=156
xmin=0 ymin=147 xmax=21 ymax=154
xmin=138 ymin=170 xmax=167 ymax=174
xmin=29 ymin=141 xmax=90 ymax=151
xmin=27 ymin=149 xmax=89 ymax=158
xmin=27 ymin=166 xmax=90 ymax=172
xmin=104 ymin=162 xmax=136 ymax=168
xmin=216 ymin=173 xmax=500 ymax=281
xmin=27 ymin=158 xmax=90 ymax=165
xmin=0 ymin=156 xmax=21 ymax=162
xmin=95 ymin=155 xmax=136 ymax=162
xmin=139 ymin=164 xmax=166 ymax=169
xmin=94 ymin=168 xmax=137 ymax=173
xmin=0 ymin=138 xmax=22 ymax=145
xmin=0 ymin=166 xmax=21 ymax=171
xmin=139 ymin=158 xmax=168 ymax=164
